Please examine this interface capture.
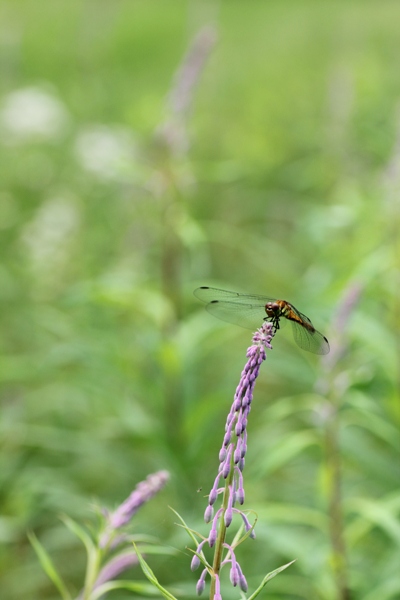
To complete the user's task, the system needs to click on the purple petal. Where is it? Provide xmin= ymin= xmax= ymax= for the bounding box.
xmin=196 ymin=569 xmax=207 ymax=596
xmin=208 ymin=526 xmax=217 ymax=548
xmin=93 ymin=551 xmax=138 ymax=588
xmin=237 ymin=562 xmax=248 ymax=592
xmin=191 ymin=553 xmax=201 ymax=571
xmin=230 ymin=564 xmax=239 ymax=586
xmin=108 ymin=471 xmax=169 ymax=530
xmin=239 ymin=572 xmax=248 ymax=592
xmin=204 ymin=504 xmax=214 ymax=523
xmin=236 ymin=486 xmax=245 ymax=504
xmin=214 ymin=574 xmax=222 ymax=599
xmin=224 ymin=505 xmax=233 ymax=527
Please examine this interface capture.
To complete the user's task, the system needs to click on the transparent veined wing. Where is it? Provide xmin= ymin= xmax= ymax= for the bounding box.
xmin=290 ymin=312 xmax=330 ymax=355
xmin=194 ymin=286 xmax=273 ymax=330
xmin=204 ymin=300 xmax=270 ymax=330
xmin=194 ymin=286 xmax=276 ymax=304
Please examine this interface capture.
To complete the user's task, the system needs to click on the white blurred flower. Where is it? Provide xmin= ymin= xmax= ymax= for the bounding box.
xmin=0 ymin=86 xmax=69 ymax=142
xmin=74 ymin=125 xmax=136 ymax=180
xmin=21 ymin=196 xmax=80 ymax=294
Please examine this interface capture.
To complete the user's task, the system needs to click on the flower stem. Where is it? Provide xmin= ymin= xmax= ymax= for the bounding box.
xmin=210 ymin=465 xmax=234 ymax=599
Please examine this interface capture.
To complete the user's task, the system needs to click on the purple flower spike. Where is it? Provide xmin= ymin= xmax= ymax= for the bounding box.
xmin=196 ymin=321 xmax=274 ymax=597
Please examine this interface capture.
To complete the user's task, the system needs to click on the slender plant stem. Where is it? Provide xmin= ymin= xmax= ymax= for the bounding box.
xmin=324 ymin=406 xmax=350 ymax=600
xmin=209 ymin=461 xmax=235 ymax=599
xmin=318 ymin=282 xmax=362 ymax=600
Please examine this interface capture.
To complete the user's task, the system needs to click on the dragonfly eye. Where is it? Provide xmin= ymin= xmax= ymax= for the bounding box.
xmin=265 ymin=302 xmax=280 ymax=317
xmin=265 ymin=302 xmax=279 ymax=311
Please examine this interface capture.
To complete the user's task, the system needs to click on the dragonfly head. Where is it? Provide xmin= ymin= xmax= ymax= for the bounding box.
xmin=265 ymin=301 xmax=280 ymax=317
xmin=264 ymin=302 xmax=282 ymax=330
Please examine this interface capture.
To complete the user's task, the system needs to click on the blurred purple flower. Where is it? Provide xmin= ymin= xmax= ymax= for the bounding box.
xmin=100 ymin=470 xmax=169 ymax=548
xmin=156 ymin=26 xmax=217 ymax=156
xmin=75 ymin=550 xmax=140 ymax=600
xmin=94 ymin=551 xmax=139 ymax=588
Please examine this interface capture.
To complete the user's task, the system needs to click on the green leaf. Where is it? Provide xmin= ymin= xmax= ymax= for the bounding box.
xmin=346 ymin=497 xmax=400 ymax=546
xmin=246 ymin=560 xmax=296 ymax=600
xmin=132 ymin=541 xmax=178 ymax=600
xmin=360 ymin=574 xmax=400 ymax=600
xmin=60 ymin=515 xmax=100 ymax=595
xmin=169 ymin=506 xmax=204 ymax=548
xmin=28 ymin=532 xmax=72 ymax=600
xmin=91 ymin=580 xmax=163 ymax=599
xmin=61 ymin=515 xmax=96 ymax=554
xmin=133 ymin=544 xmax=178 ymax=556
xmin=255 ymin=431 xmax=318 ymax=475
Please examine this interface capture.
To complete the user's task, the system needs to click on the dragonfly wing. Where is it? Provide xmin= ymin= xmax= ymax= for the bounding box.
xmin=194 ymin=287 xmax=275 ymax=304
xmin=291 ymin=321 xmax=330 ymax=355
xmin=292 ymin=308 xmax=314 ymax=328
xmin=205 ymin=300 xmax=268 ymax=331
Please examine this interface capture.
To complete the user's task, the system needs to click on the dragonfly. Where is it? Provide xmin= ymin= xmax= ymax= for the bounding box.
xmin=194 ymin=286 xmax=330 ymax=355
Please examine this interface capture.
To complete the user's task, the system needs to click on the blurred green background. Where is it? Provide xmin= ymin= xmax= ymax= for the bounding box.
xmin=0 ymin=1 xmax=399 ymax=599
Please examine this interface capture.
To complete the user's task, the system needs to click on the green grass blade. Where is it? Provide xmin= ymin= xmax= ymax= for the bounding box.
xmin=132 ymin=541 xmax=178 ymax=600
xmin=91 ymin=580 xmax=162 ymax=599
xmin=61 ymin=515 xmax=100 ymax=595
xmin=28 ymin=532 xmax=72 ymax=600
xmin=246 ymin=560 xmax=296 ymax=600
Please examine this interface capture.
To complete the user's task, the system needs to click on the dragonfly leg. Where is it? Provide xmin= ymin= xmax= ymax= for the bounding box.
xmin=263 ymin=316 xmax=280 ymax=331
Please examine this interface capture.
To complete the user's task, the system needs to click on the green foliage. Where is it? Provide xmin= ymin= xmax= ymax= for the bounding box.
xmin=29 ymin=508 xmax=176 ymax=600
xmin=0 ymin=1 xmax=399 ymax=599
xmin=28 ymin=532 xmax=72 ymax=600
xmin=132 ymin=541 xmax=179 ymax=600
